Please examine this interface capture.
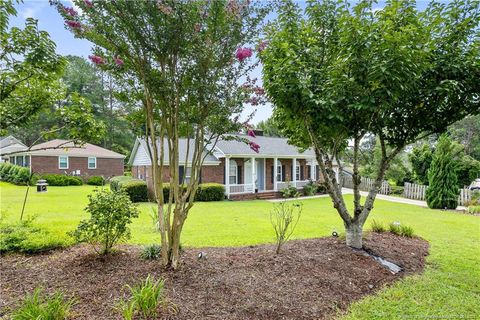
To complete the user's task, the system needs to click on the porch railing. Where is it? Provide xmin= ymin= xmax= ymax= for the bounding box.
xmin=229 ymin=183 xmax=255 ymax=194
xmin=277 ymin=180 xmax=310 ymax=190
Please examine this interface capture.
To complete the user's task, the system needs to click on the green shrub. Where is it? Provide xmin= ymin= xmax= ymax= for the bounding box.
xmin=302 ymin=181 xmax=317 ymax=196
xmin=110 ymin=175 xmax=134 ymax=192
xmin=0 ymin=163 xmax=31 ymax=185
xmin=280 ymin=182 xmax=300 ymax=198
xmin=117 ymin=275 xmax=166 ymax=319
xmin=121 ymin=180 xmax=148 ymax=202
xmin=0 ymin=219 xmax=66 ymax=254
xmin=370 ymin=219 xmax=386 ymax=233
xmin=194 ymin=183 xmax=225 ymax=201
xmin=140 ymin=244 xmax=161 ymax=260
xmin=124 ymin=171 xmax=132 ymax=177
xmin=39 ymin=174 xmax=83 ymax=186
xmin=87 ymin=176 xmax=105 ymax=186
xmin=0 ymin=162 xmax=12 ymax=176
xmin=11 ymin=288 xmax=75 ymax=320
xmin=70 ymin=189 xmax=139 ymax=255
xmin=468 ymin=205 xmax=480 ymax=214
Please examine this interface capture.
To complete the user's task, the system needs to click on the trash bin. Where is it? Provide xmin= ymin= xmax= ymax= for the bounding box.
xmin=36 ymin=179 xmax=48 ymax=192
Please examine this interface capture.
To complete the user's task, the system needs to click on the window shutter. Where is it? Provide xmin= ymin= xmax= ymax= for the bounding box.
xmin=237 ymin=165 xmax=242 ymax=184
xmin=307 ymin=165 xmax=311 ymax=179
xmin=316 ymin=165 xmax=320 ymax=181
xmin=199 ymin=169 xmax=202 ymax=184
xmin=271 ymin=166 xmax=274 ymax=184
xmin=300 ymin=165 xmax=304 ymax=180
xmin=282 ymin=165 xmax=286 ymax=181
xmin=179 ymin=165 xmax=184 ymax=184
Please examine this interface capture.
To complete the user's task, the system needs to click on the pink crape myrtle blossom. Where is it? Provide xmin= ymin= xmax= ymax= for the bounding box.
xmin=246 ymin=96 xmax=259 ymax=106
xmin=88 ymin=55 xmax=105 ymax=65
xmin=114 ymin=56 xmax=124 ymax=66
xmin=83 ymin=0 xmax=93 ymax=8
xmin=65 ymin=20 xmax=82 ymax=29
xmin=247 ymin=129 xmax=256 ymax=138
xmin=235 ymin=47 xmax=252 ymax=62
xmin=64 ymin=7 xmax=78 ymax=16
xmin=254 ymin=87 xmax=265 ymax=96
xmin=249 ymin=141 xmax=260 ymax=153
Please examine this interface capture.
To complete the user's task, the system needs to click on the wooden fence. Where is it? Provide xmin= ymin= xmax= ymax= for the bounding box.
xmin=403 ymin=182 xmax=472 ymax=206
xmin=341 ymin=175 xmax=391 ymax=195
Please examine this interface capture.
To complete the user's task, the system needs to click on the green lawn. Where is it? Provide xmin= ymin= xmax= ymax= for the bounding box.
xmin=1 ymin=181 xmax=479 ymax=319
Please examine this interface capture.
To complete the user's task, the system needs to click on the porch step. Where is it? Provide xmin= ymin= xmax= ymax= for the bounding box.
xmin=255 ymin=191 xmax=280 ymax=200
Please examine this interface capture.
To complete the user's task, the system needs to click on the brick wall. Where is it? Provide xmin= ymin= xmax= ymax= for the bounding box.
xmin=31 ymin=156 xmax=123 ymax=178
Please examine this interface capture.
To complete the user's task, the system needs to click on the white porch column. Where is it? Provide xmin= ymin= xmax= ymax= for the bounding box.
xmin=310 ymin=160 xmax=315 ymax=181
xmin=292 ymin=158 xmax=297 ymax=188
xmin=251 ymin=156 xmax=255 ymax=193
xmin=273 ymin=157 xmax=278 ymax=191
xmin=225 ymin=156 xmax=230 ymax=198
xmin=335 ymin=167 xmax=340 ymax=185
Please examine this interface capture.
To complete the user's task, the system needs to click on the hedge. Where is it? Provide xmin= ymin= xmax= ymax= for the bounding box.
xmin=39 ymin=174 xmax=83 ymax=186
xmin=109 ymin=176 xmax=148 ymax=202
xmin=86 ymin=176 xmax=105 ymax=186
xmin=0 ymin=163 xmax=30 ymax=185
xmin=195 ymin=183 xmax=225 ymax=201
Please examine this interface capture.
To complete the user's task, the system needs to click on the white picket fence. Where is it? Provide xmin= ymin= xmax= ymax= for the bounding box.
xmin=341 ymin=175 xmax=391 ymax=195
xmin=403 ymin=182 xmax=472 ymax=206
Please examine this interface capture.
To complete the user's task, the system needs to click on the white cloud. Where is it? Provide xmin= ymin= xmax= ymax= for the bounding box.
xmin=69 ymin=0 xmax=84 ymax=15
xmin=21 ymin=7 xmax=36 ymax=19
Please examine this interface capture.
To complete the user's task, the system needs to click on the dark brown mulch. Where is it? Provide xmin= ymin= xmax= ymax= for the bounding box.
xmin=0 ymin=233 xmax=428 ymax=320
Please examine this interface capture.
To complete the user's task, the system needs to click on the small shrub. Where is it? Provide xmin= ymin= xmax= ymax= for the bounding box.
xmin=281 ymin=182 xmax=300 ymax=198
xmin=0 ymin=219 xmax=65 ymax=254
xmin=124 ymin=171 xmax=132 ymax=177
xmin=40 ymin=174 xmax=83 ymax=186
xmin=121 ymin=179 xmax=148 ymax=202
xmin=270 ymin=201 xmax=302 ymax=254
xmin=117 ymin=275 xmax=166 ymax=319
xmin=87 ymin=176 xmax=105 ymax=186
xmin=11 ymin=287 xmax=75 ymax=320
xmin=110 ymin=175 xmax=133 ymax=192
xmin=70 ymin=189 xmax=139 ymax=255
xmin=468 ymin=205 xmax=480 ymax=214
xmin=67 ymin=176 xmax=83 ymax=186
xmin=302 ymin=181 xmax=317 ymax=196
xmin=0 ymin=163 xmax=30 ymax=185
xmin=194 ymin=183 xmax=225 ymax=201
xmin=370 ymin=219 xmax=386 ymax=233
xmin=140 ymin=244 xmax=161 ymax=260
xmin=389 ymin=185 xmax=405 ymax=196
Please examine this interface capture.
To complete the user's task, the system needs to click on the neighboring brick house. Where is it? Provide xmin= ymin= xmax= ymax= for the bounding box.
xmin=8 ymin=139 xmax=125 ymax=179
xmin=129 ymin=133 xmax=339 ymax=200
xmin=0 ymin=136 xmax=27 ymax=162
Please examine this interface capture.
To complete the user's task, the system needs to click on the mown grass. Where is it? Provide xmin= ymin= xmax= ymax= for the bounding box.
xmin=1 ymin=181 xmax=479 ymax=319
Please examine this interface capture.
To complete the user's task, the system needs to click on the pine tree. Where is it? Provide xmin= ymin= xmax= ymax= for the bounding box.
xmin=426 ymin=135 xmax=459 ymax=209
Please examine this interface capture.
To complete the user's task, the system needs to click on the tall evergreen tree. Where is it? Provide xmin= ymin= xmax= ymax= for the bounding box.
xmin=426 ymin=135 xmax=459 ymax=209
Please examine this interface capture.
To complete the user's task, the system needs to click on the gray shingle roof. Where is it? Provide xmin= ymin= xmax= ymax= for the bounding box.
xmin=215 ymin=134 xmax=315 ymax=158
xmin=138 ymin=138 xmax=219 ymax=163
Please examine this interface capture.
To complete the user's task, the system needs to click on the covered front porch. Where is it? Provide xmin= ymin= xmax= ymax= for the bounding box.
xmin=223 ymin=156 xmax=338 ymax=198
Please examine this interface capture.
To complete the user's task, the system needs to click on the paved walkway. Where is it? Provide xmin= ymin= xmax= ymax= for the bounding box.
xmin=268 ymin=188 xmax=467 ymax=211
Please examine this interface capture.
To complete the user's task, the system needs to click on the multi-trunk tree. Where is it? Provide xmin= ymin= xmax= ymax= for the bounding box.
xmin=261 ymin=0 xmax=479 ymax=248
xmin=53 ymin=0 xmax=269 ymax=269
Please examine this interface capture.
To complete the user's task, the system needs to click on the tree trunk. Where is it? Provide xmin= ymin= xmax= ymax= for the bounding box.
xmin=345 ymin=222 xmax=363 ymax=249
xmin=170 ymin=218 xmax=183 ymax=270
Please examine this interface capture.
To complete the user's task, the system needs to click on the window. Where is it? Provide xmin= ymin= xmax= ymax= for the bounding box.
xmin=88 ymin=157 xmax=97 ymax=169
xmin=276 ymin=162 xmax=282 ymax=182
xmin=296 ymin=165 xmax=301 ymax=180
xmin=229 ymin=159 xmax=237 ymax=184
xmin=307 ymin=165 xmax=311 ymax=179
xmin=58 ymin=156 xmax=68 ymax=169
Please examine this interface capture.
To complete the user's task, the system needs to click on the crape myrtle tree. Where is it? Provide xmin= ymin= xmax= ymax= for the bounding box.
xmin=1 ymin=1 xmax=104 ymax=148
xmin=53 ymin=0 xmax=269 ymax=269
xmin=261 ymin=0 xmax=480 ymax=248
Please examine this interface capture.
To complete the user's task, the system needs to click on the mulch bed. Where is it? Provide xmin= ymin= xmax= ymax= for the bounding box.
xmin=0 ymin=232 xmax=428 ymax=319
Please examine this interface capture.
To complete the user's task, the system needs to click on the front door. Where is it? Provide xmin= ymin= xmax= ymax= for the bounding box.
xmin=256 ymin=159 xmax=265 ymax=191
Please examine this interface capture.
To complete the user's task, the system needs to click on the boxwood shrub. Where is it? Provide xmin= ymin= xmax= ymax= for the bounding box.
xmin=120 ymin=179 xmax=148 ymax=202
xmin=110 ymin=175 xmax=134 ymax=192
xmin=86 ymin=176 xmax=105 ymax=186
xmin=195 ymin=183 xmax=225 ymax=201
xmin=40 ymin=174 xmax=83 ymax=186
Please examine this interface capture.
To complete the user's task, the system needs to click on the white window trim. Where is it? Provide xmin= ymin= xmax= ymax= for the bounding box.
xmin=229 ymin=159 xmax=238 ymax=185
xmin=88 ymin=156 xmax=97 ymax=169
xmin=296 ymin=165 xmax=301 ymax=181
xmin=184 ymin=167 xmax=192 ymax=184
xmin=58 ymin=156 xmax=69 ymax=169
xmin=276 ymin=162 xmax=282 ymax=182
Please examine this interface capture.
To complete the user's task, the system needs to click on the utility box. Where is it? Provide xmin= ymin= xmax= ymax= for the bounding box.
xmin=36 ymin=179 xmax=48 ymax=192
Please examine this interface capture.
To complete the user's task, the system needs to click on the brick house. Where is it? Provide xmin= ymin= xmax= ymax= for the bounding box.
xmin=7 ymin=139 xmax=125 ymax=178
xmin=129 ymin=133 xmax=339 ymax=200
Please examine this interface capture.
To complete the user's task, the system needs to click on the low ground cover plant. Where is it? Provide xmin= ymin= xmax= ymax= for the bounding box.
xmin=370 ymin=219 xmax=386 ymax=233
xmin=11 ymin=288 xmax=75 ymax=320
xmin=302 ymin=181 xmax=317 ymax=196
xmin=389 ymin=222 xmax=415 ymax=238
xmin=70 ymin=189 xmax=139 ymax=255
xmin=0 ymin=217 xmax=66 ymax=254
xmin=281 ymin=182 xmax=300 ymax=198
xmin=140 ymin=244 xmax=161 ymax=260
xmin=270 ymin=201 xmax=302 ymax=254
xmin=117 ymin=275 xmax=168 ymax=320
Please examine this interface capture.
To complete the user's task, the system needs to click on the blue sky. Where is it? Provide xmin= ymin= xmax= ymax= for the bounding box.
xmin=11 ymin=0 xmax=442 ymax=124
